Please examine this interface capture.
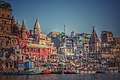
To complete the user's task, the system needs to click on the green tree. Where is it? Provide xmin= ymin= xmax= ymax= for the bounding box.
xmin=57 ymin=32 xmax=65 ymax=39
xmin=0 ymin=1 xmax=11 ymax=9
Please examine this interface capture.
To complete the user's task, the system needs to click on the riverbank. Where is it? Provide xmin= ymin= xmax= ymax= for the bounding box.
xmin=0 ymin=73 xmax=120 ymax=80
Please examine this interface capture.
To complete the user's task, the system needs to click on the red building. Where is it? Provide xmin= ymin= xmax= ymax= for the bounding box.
xmin=23 ymin=43 xmax=52 ymax=60
xmin=16 ymin=19 xmax=56 ymax=61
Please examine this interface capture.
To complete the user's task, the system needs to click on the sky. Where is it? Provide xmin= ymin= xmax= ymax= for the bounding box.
xmin=5 ymin=0 xmax=120 ymax=37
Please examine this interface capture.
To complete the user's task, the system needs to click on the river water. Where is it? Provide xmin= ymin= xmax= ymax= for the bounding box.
xmin=0 ymin=73 xmax=120 ymax=80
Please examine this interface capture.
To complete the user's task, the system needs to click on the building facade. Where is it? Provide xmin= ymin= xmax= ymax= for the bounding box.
xmin=59 ymin=31 xmax=91 ymax=64
xmin=101 ymin=31 xmax=120 ymax=59
xmin=0 ymin=1 xmax=17 ymax=48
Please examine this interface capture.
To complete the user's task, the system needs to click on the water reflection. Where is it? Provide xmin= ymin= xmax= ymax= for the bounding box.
xmin=0 ymin=74 xmax=120 ymax=80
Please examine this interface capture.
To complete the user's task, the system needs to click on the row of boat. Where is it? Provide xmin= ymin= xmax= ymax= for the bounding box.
xmin=0 ymin=69 xmax=77 ymax=75
xmin=42 ymin=69 xmax=77 ymax=74
xmin=0 ymin=66 xmax=119 ymax=75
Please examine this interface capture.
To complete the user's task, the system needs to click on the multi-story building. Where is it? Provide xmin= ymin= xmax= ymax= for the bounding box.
xmin=101 ymin=31 xmax=120 ymax=56
xmin=60 ymin=36 xmax=74 ymax=56
xmin=59 ymin=31 xmax=91 ymax=63
xmin=101 ymin=31 xmax=113 ymax=53
xmin=0 ymin=1 xmax=19 ymax=69
xmin=26 ymin=19 xmax=57 ymax=60
xmin=101 ymin=31 xmax=113 ymax=44
xmin=71 ymin=31 xmax=90 ymax=60
xmin=0 ymin=1 xmax=18 ymax=48
xmin=100 ymin=31 xmax=120 ymax=69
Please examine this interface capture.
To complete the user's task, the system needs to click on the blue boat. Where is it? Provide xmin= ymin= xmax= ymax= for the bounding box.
xmin=0 ymin=70 xmax=43 ymax=75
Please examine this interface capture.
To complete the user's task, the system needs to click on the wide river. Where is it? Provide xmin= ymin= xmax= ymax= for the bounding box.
xmin=0 ymin=73 xmax=120 ymax=80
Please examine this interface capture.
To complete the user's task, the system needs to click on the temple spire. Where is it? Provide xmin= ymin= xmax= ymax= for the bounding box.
xmin=89 ymin=26 xmax=100 ymax=53
xmin=90 ymin=26 xmax=99 ymax=43
xmin=93 ymin=26 xmax=95 ymax=33
xmin=21 ymin=20 xmax=27 ymax=40
xmin=33 ymin=18 xmax=41 ymax=35
xmin=21 ymin=20 xmax=26 ymax=29
xmin=21 ymin=20 xmax=27 ymax=33
xmin=22 ymin=20 xmax=25 ymax=26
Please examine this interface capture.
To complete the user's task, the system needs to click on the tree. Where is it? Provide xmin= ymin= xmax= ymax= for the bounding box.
xmin=0 ymin=1 xmax=11 ymax=9
xmin=57 ymin=32 xmax=65 ymax=39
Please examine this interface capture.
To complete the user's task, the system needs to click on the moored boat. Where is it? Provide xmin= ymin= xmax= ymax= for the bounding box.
xmin=41 ymin=69 xmax=54 ymax=74
xmin=52 ymin=70 xmax=62 ymax=74
xmin=0 ymin=70 xmax=43 ymax=75
xmin=64 ymin=69 xmax=77 ymax=74
xmin=51 ymin=67 xmax=62 ymax=74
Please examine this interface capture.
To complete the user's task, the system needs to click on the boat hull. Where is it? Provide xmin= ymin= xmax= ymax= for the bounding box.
xmin=0 ymin=70 xmax=43 ymax=75
xmin=52 ymin=70 xmax=77 ymax=74
xmin=42 ymin=69 xmax=54 ymax=74
xmin=52 ymin=70 xmax=62 ymax=74
xmin=64 ymin=70 xmax=77 ymax=74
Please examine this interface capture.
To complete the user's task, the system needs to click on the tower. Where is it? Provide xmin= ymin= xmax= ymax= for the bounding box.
xmin=89 ymin=26 xmax=100 ymax=53
xmin=21 ymin=20 xmax=27 ymax=40
xmin=33 ymin=19 xmax=41 ymax=36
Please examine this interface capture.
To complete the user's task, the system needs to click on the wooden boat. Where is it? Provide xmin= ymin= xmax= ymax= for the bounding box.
xmin=96 ymin=68 xmax=108 ymax=73
xmin=0 ymin=70 xmax=43 ymax=75
xmin=64 ymin=69 xmax=77 ymax=74
xmin=51 ymin=67 xmax=77 ymax=74
xmin=96 ymin=69 xmax=106 ymax=73
xmin=52 ymin=70 xmax=62 ymax=74
xmin=52 ymin=69 xmax=77 ymax=74
xmin=41 ymin=69 xmax=54 ymax=74
xmin=51 ymin=67 xmax=62 ymax=74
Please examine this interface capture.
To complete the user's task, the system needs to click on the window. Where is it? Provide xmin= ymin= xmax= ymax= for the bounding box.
xmin=0 ymin=20 xmax=2 ymax=24
xmin=38 ymin=48 xmax=40 ymax=53
xmin=7 ymin=15 xmax=10 ymax=18
xmin=43 ymin=48 xmax=46 ymax=53
xmin=2 ymin=14 xmax=4 ymax=17
xmin=22 ymin=56 xmax=24 ymax=59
